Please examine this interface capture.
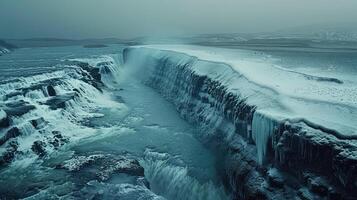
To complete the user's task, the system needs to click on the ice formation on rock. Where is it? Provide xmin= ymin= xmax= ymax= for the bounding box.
xmin=123 ymin=46 xmax=357 ymax=199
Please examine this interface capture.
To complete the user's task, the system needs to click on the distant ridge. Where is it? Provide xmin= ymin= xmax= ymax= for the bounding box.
xmin=4 ymin=38 xmax=140 ymax=48
xmin=0 ymin=40 xmax=17 ymax=49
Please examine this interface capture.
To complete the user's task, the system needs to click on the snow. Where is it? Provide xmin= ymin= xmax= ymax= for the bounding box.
xmin=63 ymin=154 xmax=105 ymax=171
xmin=134 ymin=45 xmax=357 ymax=138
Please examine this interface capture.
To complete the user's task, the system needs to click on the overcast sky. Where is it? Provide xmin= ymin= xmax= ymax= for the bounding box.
xmin=0 ymin=0 xmax=356 ymax=39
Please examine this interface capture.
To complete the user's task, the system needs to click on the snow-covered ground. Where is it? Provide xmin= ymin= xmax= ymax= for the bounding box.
xmin=136 ymin=45 xmax=357 ymax=138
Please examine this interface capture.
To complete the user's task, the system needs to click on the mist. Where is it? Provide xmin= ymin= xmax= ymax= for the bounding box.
xmin=0 ymin=0 xmax=357 ymax=39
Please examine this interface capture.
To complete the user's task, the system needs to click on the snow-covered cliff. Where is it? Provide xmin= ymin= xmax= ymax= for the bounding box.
xmin=123 ymin=46 xmax=357 ymax=199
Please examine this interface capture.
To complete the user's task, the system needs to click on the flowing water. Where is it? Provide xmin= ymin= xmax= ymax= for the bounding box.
xmin=0 ymin=45 xmax=229 ymax=199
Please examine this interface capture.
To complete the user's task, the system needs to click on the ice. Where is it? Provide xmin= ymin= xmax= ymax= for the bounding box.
xmin=252 ymin=111 xmax=277 ymax=165
xmin=134 ymin=45 xmax=357 ymax=138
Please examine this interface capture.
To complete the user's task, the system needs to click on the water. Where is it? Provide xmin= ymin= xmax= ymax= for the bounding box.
xmin=0 ymin=45 xmax=229 ymax=199
xmin=0 ymin=45 xmax=124 ymax=79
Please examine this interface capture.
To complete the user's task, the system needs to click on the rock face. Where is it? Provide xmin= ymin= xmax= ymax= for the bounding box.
xmin=44 ymin=92 xmax=76 ymax=109
xmin=46 ymin=85 xmax=57 ymax=96
xmin=69 ymin=61 xmax=104 ymax=90
xmin=2 ymin=100 xmax=36 ymax=117
xmin=57 ymin=153 xmax=148 ymax=189
xmin=124 ymin=47 xmax=357 ymax=199
xmin=0 ymin=127 xmax=20 ymax=146
xmin=31 ymin=140 xmax=47 ymax=156
xmin=0 ymin=141 xmax=19 ymax=165
xmin=0 ymin=109 xmax=9 ymax=128
xmin=30 ymin=117 xmax=46 ymax=129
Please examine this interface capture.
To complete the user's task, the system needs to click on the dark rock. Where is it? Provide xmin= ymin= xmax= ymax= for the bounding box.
xmin=307 ymin=177 xmax=328 ymax=196
xmin=31 ymin=141 xmax=46 ymax=156
xmin=275 ymin=125 xmax=357 ymax=198
xmin=76 ymin=61 xmax=102 ymax=83
xmin=49 ymin=138 xmax=59 ymax=148
xmin=30 ymin=117 xmax=46 ymax=129
xmin=0 ymin=127 xmax=21 ymax=146
xmin=47 ymin=85 xmax=56 ymax=96
xmin=4 ymin=91 xmax=23 ymax=100
xmin=52 ymin=131 xmax=63 ymax=138
xmin=267 ymin=168 xmax=285 ymax=188
xmin=298 ymin=188 xmax=315 ymax=200
xmin=97 ymin=156 xmax=144 ymax=181
xmin=5 ymin=105 xmax=36 ymax=116
xmin=1 ymin=149 xmax=16 ymax=164
xmin=0 ymin=110 xmax=9 ymax=128
xmin=49 ymin=131 xmax=69 ymax=148
xmin=0 ymin=141 xmax=19 ymax=165
xmin=98 ymin=64 xmax=112 ymax=74
xmin=328 ymin=187 xmax=342 ymax=200
xmin=60 ymin=153 xmax=145 ymax=182
xmin=113 ymin=157 xmax=144 ymax=176
xmin=19 ymin=78 xmax=62 ymax=98
xmin=68 ymin=61 xmax=104 ymax=92
xmin=44 ymin=93 xmax=75 ymax=109
xmin=244 ymin=187 xmax=268 ymax=200
xmin=3 ymin=101 xmax=36 ymax=117
xmin=87 ymin=70 xmax=101 ymax=84
xmin=7 ymin=140 xmax=19 ymax=150
xmin=73 ymin=88 xmax=81 ymax=94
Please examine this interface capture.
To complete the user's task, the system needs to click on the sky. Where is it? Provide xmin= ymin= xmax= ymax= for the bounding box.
xmin=0 ymin=0 xmax=357 ymax=39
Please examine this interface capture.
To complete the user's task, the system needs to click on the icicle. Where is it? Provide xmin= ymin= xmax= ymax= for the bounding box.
xmin=252 ymin=111 xmax=276 ymax=165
